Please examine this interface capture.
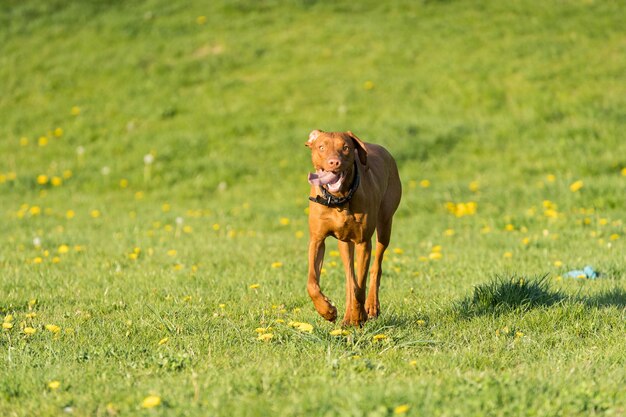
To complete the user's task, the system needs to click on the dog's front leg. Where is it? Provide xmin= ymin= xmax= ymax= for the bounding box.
xmin=339 ymin=240 xmax=368 ymax=326
xmin=307 ymin=238 xmax=337 ymax=322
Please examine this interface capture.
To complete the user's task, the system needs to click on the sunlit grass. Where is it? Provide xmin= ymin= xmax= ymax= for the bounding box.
xmin=1 ymin=0 xmax=625 ymax=416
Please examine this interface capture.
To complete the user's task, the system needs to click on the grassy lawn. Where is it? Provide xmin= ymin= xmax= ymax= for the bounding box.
xmin=1 ymin=0 xmax=625 ymax=415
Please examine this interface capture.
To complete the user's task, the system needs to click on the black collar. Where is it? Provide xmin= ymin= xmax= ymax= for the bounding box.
xmin=309 ymin=161 xmax=360 ymax=208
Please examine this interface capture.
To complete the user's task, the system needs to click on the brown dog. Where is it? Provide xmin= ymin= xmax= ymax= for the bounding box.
xmin=305 ymin=130 xmax=401 ymax=326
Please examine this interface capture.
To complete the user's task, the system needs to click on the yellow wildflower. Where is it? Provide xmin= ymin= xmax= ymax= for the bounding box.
xmin=271 ymin=262 xmax=283 ymax=268
xmin=569 ymin=180 xmax=584 ymax=192
xmin=20 ymin=137 xmax=29 ymax=146
xmin=419 ymin=179 xmax=431 ymax=188
xmin=158 ymin=337 xmax=169 ymax=345
xmin=428 ymin=252 xmax=442 ymax=260
xmin=37 ymin=175 xmax=49 ymax=185
xmin=394 ymin=404 xmax=410 ymax=414
xmin=330 ymin=329 xmax=349 ymax=336
xmin=45 ymin=324 xmax=61 ymax=333
xmin=393 ymin=248 xmax=404 ymax=255
xmin=279 ymin=217 xmax=290 ymax=225
xmin=58 ymin=244 xmax=70 ymax=254
xmin=363 ymin=80 xmax=375 ymax=90
xmin=444 ymin=229 xmax=455 ymax=236
xmin=2 ymin=322 xmax=13 ymax=330
xmin=141 ymin=395 xmax=161 ymax=409
xmin=196 ymin=15 xmax=207 ymax=25
xmin=372 ymin=334 xmax=387 ymax=341
xmin=38 ymin=136 xmax=48 ymax=147
xmin=257 ymin=333 xmax=274 ymax=341
xmin=167 ymin=249 xmax=177 ymax=257
xmin=48 ymin=380 xmax=61 ymax=390
xmin=90 ymin=209 xmax=101 ymax=218
xmin=249 ymin=283 xmax=260 ymax=289
xmin=468 ymin=181 xmax=480 ymax=192
xmin=119 ymin=179 xmax=129 ymax=188
xmin=23 ymin=327 xmax=37 ymax=335
xmin=503 ymin=252 xmax=513 ymax=258
xmin=294 ymin=322 xmax=313 ymax=333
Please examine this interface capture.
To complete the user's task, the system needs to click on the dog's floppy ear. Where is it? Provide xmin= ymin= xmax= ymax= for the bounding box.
xmin=347 ymin=131 xmax=368 ymax=166
xmin=305 ymin=129 xmax=323 ymax=148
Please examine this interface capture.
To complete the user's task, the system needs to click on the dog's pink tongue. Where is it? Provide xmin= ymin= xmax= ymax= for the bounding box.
xmin=308 ymin=170 xmax=340 ymax=186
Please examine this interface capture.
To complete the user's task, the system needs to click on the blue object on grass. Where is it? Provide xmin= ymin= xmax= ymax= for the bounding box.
xmin=566 ymin=265 xmax=598 ymax=279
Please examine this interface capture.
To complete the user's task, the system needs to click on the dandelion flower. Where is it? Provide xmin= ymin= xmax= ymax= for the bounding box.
xmin=569 ymin=180 xmax=584 ymax=192
xmin=66 ymin=210 xmax=75 ymax=219
xmin=58 ymin=244 xmax=70 ymax=254
xmin=503 ymin=252 xmax=513 ymax=258
xmin=419 ymin=179 xmax=431 ymax=188
xmin=394 ymin=404 xmax=410 ymax=414
xmin=90 ymin=209 xmax=101 ymax=218
xmin=468 ymin=181 xmax=480 ymax=192
xmin=38 ymin=136 xmax=48 ymax=147
xmin=554 ymin=260 xmax=563 ymax=267
xmin=37 ymin=175 xmax=49 ymax=185
xmin=330 ymin=329 xmax=349 ymax=336
xmin=271 ymin=262 xmax=283 ymax=268
xmin=141 ymin=395 xmax=161 ymax=409
xmin=51 ymin=176 xmax=63 ymax=186
xmin=428 ymin=252 xmax=442 ymax=260
xmin=363 ymin=80 xmax=375 ymax=90
xmin=393 ymin=248 xmax=404 ymax=255
xmin=444 ymin=229 xmax=455 ymax=237
xmin=48 ymin=380 xmax=61 ymax=390
xmin=249 ymin=283 xmax=260 ymax=289
xmin=196 ymin=15 xmax=207 ymax=25
xmin=372 ymin=334 xmax=387 ymax=341
xmin=23 ymin=327 xmax=37 ymax=335
xmin=20 ymin=137 xmax=29 ymax=146
xmin=294 ymin=322 xmax=313 ymax=333
xmin=409 ymin=360 xmax=417 ymax=367
xmin=257 ymin=333 xmax=274 ymax=341
xmin=167 ymin=249 xmax=177 ymax=257
xmin=158 ymin=337 xmax=169 ymax=345
xmin=45 ymin=324 xmax=61 ymax=333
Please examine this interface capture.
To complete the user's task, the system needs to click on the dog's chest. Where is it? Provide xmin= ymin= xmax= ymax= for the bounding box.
xmin=329 ymin=208 xmax=369 ymax=242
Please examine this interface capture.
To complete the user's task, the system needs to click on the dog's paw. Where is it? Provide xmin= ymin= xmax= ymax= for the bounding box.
xmin=341 ymin=304 xmax=367 ymax=327
xmin=365 ymin=299 xmax=380 ymax=319
xmin=314 ymin=297 xmax=337 ymax=322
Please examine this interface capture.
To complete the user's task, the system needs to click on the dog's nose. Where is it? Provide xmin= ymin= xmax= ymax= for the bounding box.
xmin=327 ymin=158 xmax=341 ymax=170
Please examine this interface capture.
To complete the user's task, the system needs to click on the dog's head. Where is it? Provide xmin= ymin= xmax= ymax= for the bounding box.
xmin=305 ymin=130 xmax=367 ymax=192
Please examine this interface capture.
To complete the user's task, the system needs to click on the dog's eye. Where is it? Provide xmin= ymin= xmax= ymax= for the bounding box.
xmin=342 ymin=145 xmax=350 ymax=152
xmin=319 ymin=145 xmax=325 ymax=151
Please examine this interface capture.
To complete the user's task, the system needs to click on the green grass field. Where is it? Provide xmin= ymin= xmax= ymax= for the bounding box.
xmin=1 ymin=0 xmax=625 ymax=415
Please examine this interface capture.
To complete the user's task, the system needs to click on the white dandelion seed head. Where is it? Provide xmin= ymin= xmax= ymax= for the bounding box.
xmin=144 ymin=154 xmax=154 ymax=165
